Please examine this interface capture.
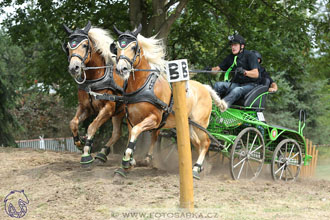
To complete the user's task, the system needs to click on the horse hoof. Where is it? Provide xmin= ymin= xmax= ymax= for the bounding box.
xmin=136 ymin=156 xmax=152 ymax=167
xmin=114 ymin=167 xmax=128 ymax=177
xmin=113 ymin=168 xmax=128 ymax=184
xmin=136 ymin=159 xmax=150 ymax=167
xmin=81 ymin=163 xmax=93 ymax=169
xmin=80 ymin=154 xmax=94 ymax=168
xmin=193 ymin=170 xmax=201 ymax=180
xmin=94 ymin=153 xmax=107 ymax=165
xmin=94 ymin=158 xmax=106 ymax=166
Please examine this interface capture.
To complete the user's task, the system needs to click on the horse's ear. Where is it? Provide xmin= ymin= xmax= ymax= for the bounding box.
xmin=62 ymin=42 xmax=69 ymax=55
xmin=110 ymin=42 xmax=117 ymax=55
xmin=132 ymin=24 xmax=142 ymax=37
xmin=113 ymin=25 xmax=123 ymax=36
xmin=63 ymin=24 xmax=73 ymax=35
xmin=83 ymin=20 xmax=92 ymax=34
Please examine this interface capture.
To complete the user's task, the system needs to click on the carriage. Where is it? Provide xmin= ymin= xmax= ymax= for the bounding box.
xmin=159 ymin=76 xmax=311 ymax=181
xmin=62 ymin=22 xmax=311 ymax=182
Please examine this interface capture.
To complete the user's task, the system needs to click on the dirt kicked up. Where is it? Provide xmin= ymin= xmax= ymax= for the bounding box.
xmin=0 ymin=147 xmax=329 ymax=220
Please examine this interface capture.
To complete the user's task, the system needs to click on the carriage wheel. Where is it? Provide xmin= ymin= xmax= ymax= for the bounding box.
xmin=230 ymin=127 xmax=265 ymax=180
xmin=271 ymin=139 xmax=302 ymax=181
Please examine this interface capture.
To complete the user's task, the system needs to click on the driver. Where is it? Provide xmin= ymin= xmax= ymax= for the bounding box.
xmin=211 ymin=34 xmax=260 ymax=112
xmin=251 ymin=50 xmax=278 ymax=92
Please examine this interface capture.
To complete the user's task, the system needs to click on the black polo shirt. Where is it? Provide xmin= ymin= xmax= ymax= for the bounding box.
xmin=260 ymin=66 xmax=274 ymax=85
xmin=219 ymin=49 xmax=260 ymax=84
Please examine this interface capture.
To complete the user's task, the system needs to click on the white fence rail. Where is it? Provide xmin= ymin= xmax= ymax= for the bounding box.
xmin=16 ymin=137 xmax=80 ymax=153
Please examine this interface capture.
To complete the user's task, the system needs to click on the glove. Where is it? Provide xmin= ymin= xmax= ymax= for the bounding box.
xmin=236 ymin=67 xmax=246 ymax=75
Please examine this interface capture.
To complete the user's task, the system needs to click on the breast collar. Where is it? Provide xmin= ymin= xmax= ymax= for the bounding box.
xmin=78 ymin=65 xmax=123 ymax=94
xmin=122 ymin=72 xmax=170 ymax=112
xmin=123 ymin=72 xmax=173 ymax=130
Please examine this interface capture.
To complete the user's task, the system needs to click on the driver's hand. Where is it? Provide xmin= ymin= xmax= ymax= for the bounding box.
xmin=268 ymin=88 xmax=277 ymax=92
xmin=236 ymin=67 xmax=246 ymax=75
xmin=211 ymin=66 xmax=220 ymax=75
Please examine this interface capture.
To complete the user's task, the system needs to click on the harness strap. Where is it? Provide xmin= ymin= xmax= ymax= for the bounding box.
xmin=155 ymin=94 xmax=174 ymax=130
xmin=188 ymin=119 xmax=224 ymax=150
xmin=224 ymin=55 xmax=237 ymax=82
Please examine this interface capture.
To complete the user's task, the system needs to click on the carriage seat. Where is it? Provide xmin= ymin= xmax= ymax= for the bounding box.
xmin=232 ymin=78 xmax=270 ymax=110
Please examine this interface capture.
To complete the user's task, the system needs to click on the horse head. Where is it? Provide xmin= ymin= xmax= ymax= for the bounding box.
xmin=111 ymin=24 xmax=142 ymax=80
xmin=62 ymin=21 xmax=92 ymax=81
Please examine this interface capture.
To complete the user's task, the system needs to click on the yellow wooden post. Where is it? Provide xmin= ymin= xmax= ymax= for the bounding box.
xmin=166 ymin=59 xmax=194 ymax=211
xmin=172 ymin=81 xmax=194 ymax=211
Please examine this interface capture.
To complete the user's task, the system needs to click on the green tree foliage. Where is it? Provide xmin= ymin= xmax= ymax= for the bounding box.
xmin=0 ymin=31 xmax=24 ymax=146
xmin=0 ymin=0 xmax=328 ymax=144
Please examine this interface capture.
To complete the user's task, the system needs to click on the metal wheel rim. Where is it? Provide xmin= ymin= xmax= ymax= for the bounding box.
xmin=271 ymin=139 xmax=302 ymax=181
xmin=230 ymin=127 xmax=265 ymax=180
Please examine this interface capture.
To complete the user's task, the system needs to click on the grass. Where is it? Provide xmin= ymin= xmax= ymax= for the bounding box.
xmin=316 ymin=145 xmax=330 ymax=180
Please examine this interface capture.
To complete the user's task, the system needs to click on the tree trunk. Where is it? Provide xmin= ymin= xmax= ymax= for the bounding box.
xmin=128 ymin=0 xmax=189 ymax=41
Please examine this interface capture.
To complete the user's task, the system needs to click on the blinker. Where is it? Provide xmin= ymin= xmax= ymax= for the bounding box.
xmin=117 ymin=35 xmax=137 ymax=50
xmin=68 ymin=38 xmax=88 ymax=50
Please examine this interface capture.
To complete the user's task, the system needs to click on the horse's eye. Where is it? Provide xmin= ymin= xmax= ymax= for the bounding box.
xmin=132 ymin=46 xmax=137 ymax=51
xmin=82 ymin=44 xmax=88 ymax=48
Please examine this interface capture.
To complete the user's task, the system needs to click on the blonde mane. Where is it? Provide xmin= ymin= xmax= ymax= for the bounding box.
xmin=88 ymin=27 xmax=115 ymax=64
xmin=137 ymin=34 xmax=166 ymax=73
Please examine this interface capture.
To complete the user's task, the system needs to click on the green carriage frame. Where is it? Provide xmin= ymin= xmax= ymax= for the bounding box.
xmin=207 ymin=89 xmax=311 ymax=181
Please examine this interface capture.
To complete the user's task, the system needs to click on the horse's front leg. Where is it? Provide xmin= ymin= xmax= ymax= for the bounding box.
xmin=81 ymin=104 xmax=113 ymax=166
xmin=139 ymin=130 xmax=160 ymax=167
xmin=94 ymin=113 xmax=124 ymax=164
xmin=70 ymin=105 xmax=89 ymax=151
xmin=114 ymin=114 xmax=158 ymax=177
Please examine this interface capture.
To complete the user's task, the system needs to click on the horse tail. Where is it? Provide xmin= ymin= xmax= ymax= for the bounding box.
xmin=203 ymin=84 xmax=227 ymax=112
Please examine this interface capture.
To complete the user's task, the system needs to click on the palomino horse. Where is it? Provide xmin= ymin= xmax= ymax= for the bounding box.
xmin=62 ymin=21 xmax=124 ymax=165
xmin=111 ymin=25 xmax=221 ymax=179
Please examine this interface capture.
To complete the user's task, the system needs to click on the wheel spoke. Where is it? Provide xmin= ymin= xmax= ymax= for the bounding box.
xmin=287 ymin=166 xmax=294 ymax=179
xmin=279 ymin=165 xmax=285 ymax=180
xmin=250 ymin=157 xmax=263 ymax=163
xmin=250 ymin=144 xmax=263 ymax=155
xmin=237 ymin=160 xmax=246 ymax=179
xmin=275 ymin=163 xmax=286 ymax=175
xmin=233 ymin=157 xmax=246 ymax=169
xmin=248 ymin=160 xmax=256 ymax=175
xmin=288 ymin=143 xmax=295 ymax=158
xmin=249 ymin=133 xmax=258 ymax=153
xmin=285 ymin=143 xmax=288 ymax=158
xmin=239 ymin=139 xmax=245 ymax=150
xmin=289 ymin=152 xmax=299 ymax=160
xmin=279 ymin=149 xmax=285 ymax=158
xmin=245 ymin=131 xmax=250 ymax=151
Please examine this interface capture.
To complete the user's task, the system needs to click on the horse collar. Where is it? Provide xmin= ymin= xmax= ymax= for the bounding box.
xmin=78 ymin=66 xmax=123 ymax=94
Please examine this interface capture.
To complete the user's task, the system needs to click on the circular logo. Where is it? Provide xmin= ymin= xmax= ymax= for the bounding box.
xmin=120 ymin=40 xmax=127 ymax=47
xmin=272 ymin=129 xmax=277 ymax=138
xmin=4 ymin=190 xmax=29 ymax=218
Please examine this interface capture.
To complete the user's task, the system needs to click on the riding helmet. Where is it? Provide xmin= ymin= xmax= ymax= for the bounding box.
xmin=228 ymin=34 xmax=245 ymax=45
xmin=251 ymin=50 xmax=262 ymax=63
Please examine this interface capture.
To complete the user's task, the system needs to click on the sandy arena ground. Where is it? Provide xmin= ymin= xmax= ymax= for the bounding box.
xmin=0 ymin=146 xmax=330 ymax=220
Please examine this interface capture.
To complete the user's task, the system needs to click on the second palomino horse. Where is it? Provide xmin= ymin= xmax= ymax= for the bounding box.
xmin=111 ymin=25 xmax=222 ymax=179
xmin=62 ymin=21 xmax=124 ymax=165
